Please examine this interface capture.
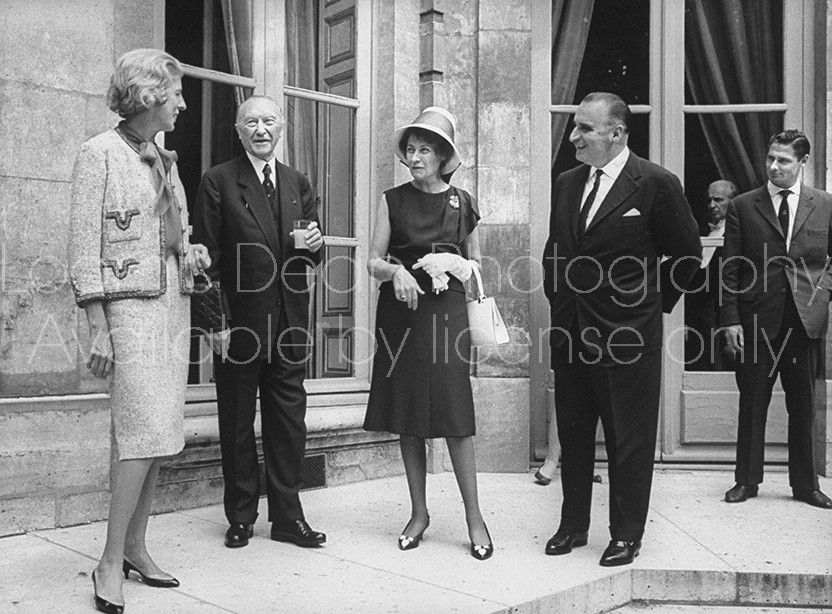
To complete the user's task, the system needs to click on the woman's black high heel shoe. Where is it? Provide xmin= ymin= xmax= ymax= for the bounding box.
xmin=397 ymin=516 xmax=430 ymax=551
xmin=123 ymin=559 xmax=180 ymax=588
xmin=469 ymin=524 xmax=494 ymax=561
xmin=91 ymin=569 xmax=124 ymax=614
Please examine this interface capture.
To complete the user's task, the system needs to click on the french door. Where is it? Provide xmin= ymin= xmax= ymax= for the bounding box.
xmin=531 ymin=0 xmax=817 ymax=463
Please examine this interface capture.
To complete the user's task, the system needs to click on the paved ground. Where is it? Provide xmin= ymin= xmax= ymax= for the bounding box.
xmin=3 ymin=470 xmax=831 ymax=613
xmin=613 ymin=607 xmax=832 ymax=613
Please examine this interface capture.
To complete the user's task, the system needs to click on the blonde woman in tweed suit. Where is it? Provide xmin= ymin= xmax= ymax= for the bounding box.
xmin=68 ymin=49 xmax=209 ymax=614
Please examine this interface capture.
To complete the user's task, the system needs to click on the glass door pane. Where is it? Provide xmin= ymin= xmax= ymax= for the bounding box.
xmin=551 ymin=0 xmax=651 ymax=186
xmin=285 ymin=0 xmax=358 ymax=379
xmin=682 ymin=0 xmax=785 ymax=372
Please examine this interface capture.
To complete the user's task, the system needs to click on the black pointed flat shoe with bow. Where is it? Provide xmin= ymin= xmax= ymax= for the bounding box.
xmin=470 ymin=524 xmax=494 ymax=561
xmin=398 ymin=516 xmax=430 ymax=551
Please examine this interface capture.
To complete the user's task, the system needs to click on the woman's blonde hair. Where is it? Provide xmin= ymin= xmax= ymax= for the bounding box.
xmin=107 ymin=48 xmax=184 ymax=118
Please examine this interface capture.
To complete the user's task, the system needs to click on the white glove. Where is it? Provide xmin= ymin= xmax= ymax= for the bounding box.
xmin=432 ymin=273 xmax=450 ymax=293
xmin=414 ymin=253 xmax=473 ymax=283
xmin=209 ymin=329 xmax=231 ymax=356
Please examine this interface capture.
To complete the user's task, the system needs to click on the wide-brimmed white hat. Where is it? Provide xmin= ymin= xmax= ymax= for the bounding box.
xmin=391 ymin=106 xmax=461 ymax=175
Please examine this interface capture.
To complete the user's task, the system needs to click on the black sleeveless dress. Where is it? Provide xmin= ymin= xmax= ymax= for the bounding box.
xmin=363 ymin=182 xmax=480 ymax=438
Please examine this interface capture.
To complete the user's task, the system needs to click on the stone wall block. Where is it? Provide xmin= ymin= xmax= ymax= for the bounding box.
xmin=0 ymin=493 xmax=55 ymax=536
xmin=444 ymin=76 xmax=477 ymax=166
xmin=473 ymin=343 xmax=530 ymax=378
xmin=474 ymin=224 xmax=532 ymax=376
xmin=153 ymin=472 xmax=225 ymax=515
xmin=0 ymin=409 xmax=110 ymax=495
xmin=0 ymin=443 xmax=109 ymax=496
xmin=477 ymin=103 xmax=531 ymax=167
xmin=541 ymin=572 xmax=632 ymax=614
xmin=0 ymin=178 xmax=72 ymax=263
xmin=632 ymin=569 xmax=736 ymax=604
xmin=0 ymin=83 xmax=87 ymax=181
xmin=0 ymin=0 xmax=113 ymax=94
xmin=451 ymin=168 xmax=476 ymax=196
xmin=477 ymin=165 xmax=530 ymax=224
xmin=323 ymin=442 xmax=403 ymax=485
xmin=0 ymin=176 xmax=79 ymax=391
xmin=738 ymin=572 xmax=832 ymax=606
xmin=479 ymin=0 xmax=531 ymax=31
xmin=85 ymin=96 xmax=119 ymax=141
xmin=478 ymin=31 xmax=531 ymax=105
xmin=439 ymin=0 xmax=477 ymax=36
xmin=472 ymin=377 xmax=529 ymax=471
xmin=56 ymin=489 xmax=110 ymax=527
xmin=113 ymin=0 xmax=157 ymax=60
xmin=0 ymin=293 xmax=80 ymax=391
xmin=444 ymin=31 xmax=476 ymax=79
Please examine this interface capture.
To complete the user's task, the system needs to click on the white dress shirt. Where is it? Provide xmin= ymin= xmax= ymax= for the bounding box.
xmin=245 ymin=151 xmax=276 ymax=185
xmin=701 ymin=220 xmax=725 ymax=269
xmin=767 ymin=179 xmax=800 ymax=251
xmin=582 ymin=147 xmax=631 ymax=227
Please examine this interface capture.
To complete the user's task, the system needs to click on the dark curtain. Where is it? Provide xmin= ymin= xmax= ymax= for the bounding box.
xmin=551 ymin=0 xmax=595 ymax=166
xmin=684 ymin=0 xmax=782 ymax=192
xmin=220 ymin=0 xmax=253 ymax=107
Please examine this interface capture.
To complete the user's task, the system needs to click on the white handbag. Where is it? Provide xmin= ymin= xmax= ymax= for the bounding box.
xmin=467 ymin=264 xmax=510 ymax=346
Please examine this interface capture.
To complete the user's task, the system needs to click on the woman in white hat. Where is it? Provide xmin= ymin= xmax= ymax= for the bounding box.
xmin=363 ymin=107 xmax=493 ymax=560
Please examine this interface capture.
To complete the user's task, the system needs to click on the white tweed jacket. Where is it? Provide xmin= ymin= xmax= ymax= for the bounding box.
xmin=68 ymin=129 xmax=194 ymax=307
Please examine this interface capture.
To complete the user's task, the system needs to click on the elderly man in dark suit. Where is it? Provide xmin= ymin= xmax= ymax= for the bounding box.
xmin=192 ymin=95 xmax=327 ymax=548
xmin=542 ymin=92 xmax=701 ymax=566
xmin=721 ymin=129 xmax=832 ymax=509
xmin=685 ymin=179 xmax=738 ymax=371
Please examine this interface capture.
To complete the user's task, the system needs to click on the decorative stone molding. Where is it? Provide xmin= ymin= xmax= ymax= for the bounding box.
xmin=419 ymin=1 xmax=445 ymax=107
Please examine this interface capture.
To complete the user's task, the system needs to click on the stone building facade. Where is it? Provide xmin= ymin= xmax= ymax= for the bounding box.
xmin=1 ymin=0 xmax=829 ymax=536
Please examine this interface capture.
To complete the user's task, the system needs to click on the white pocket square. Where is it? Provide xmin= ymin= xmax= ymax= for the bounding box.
xmin=622 ymin=209 xmax=641 ymax=217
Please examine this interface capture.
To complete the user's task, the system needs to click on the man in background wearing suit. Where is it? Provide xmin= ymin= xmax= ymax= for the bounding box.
xmin=685 ymin=179 xmax=737 ymax=371
xmin=192 ymin=95 xmax=328 ymax=548
xmin=542 ymin=92 xmax=701 ymax=566
xmin=721 ymin=130 xmax=832 ymax=509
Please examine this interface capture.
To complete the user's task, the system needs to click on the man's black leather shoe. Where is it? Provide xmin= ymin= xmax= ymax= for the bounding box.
xmin=224 ymin=523 xmax=254 ymax=548
xmin=725 ymin=483 xmax=758 ymax=503
xmin=544 ymin=529 xmax=588 ymax=555
xmin=271 ymin=520 xmax=326 ymax=548
xmin=792 ymin=489 xmax=832 ymax=509
xmin=599 ymin=540 xmax=641 ymax=567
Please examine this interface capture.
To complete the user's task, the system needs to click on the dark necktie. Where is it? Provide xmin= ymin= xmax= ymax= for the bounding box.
xmin=262 ymin=163 xmax=276 ymax=202
xmin=777 ymin=189 xmax=791 ymax=240
xmin=578 ymin=169 xmax=603 ymax=237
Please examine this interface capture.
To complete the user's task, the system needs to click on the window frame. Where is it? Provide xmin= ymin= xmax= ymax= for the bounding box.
xmin=166 ymin=0 xmax=374 ymax=404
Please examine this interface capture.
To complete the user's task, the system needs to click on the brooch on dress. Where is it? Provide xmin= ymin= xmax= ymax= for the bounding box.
xmin=449 ymin=194 xmax=460 ymax=210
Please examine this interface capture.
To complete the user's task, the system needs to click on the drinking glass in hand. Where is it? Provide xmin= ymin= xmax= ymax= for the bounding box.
xmin=293 ymin=219 xmax=311 ymax=249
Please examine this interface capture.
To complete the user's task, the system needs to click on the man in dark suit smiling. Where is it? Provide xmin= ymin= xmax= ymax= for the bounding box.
xmin=542 ymin=92 xmax=701 ymax=566
xmin=721 ymin=130 xmax=832 ymax=510
xmin=192 ymin=95 xmax=327 ymax=549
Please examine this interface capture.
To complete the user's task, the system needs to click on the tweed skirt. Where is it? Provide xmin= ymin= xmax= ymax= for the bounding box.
xmin=104 ymin=255 xmax=190 ymax=460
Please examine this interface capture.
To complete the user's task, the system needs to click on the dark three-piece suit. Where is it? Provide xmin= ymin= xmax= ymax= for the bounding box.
xmin=192 ymin=155 xmax=321 ymax=526
xmin=542 ymin=151 xmax=701 ymax=542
